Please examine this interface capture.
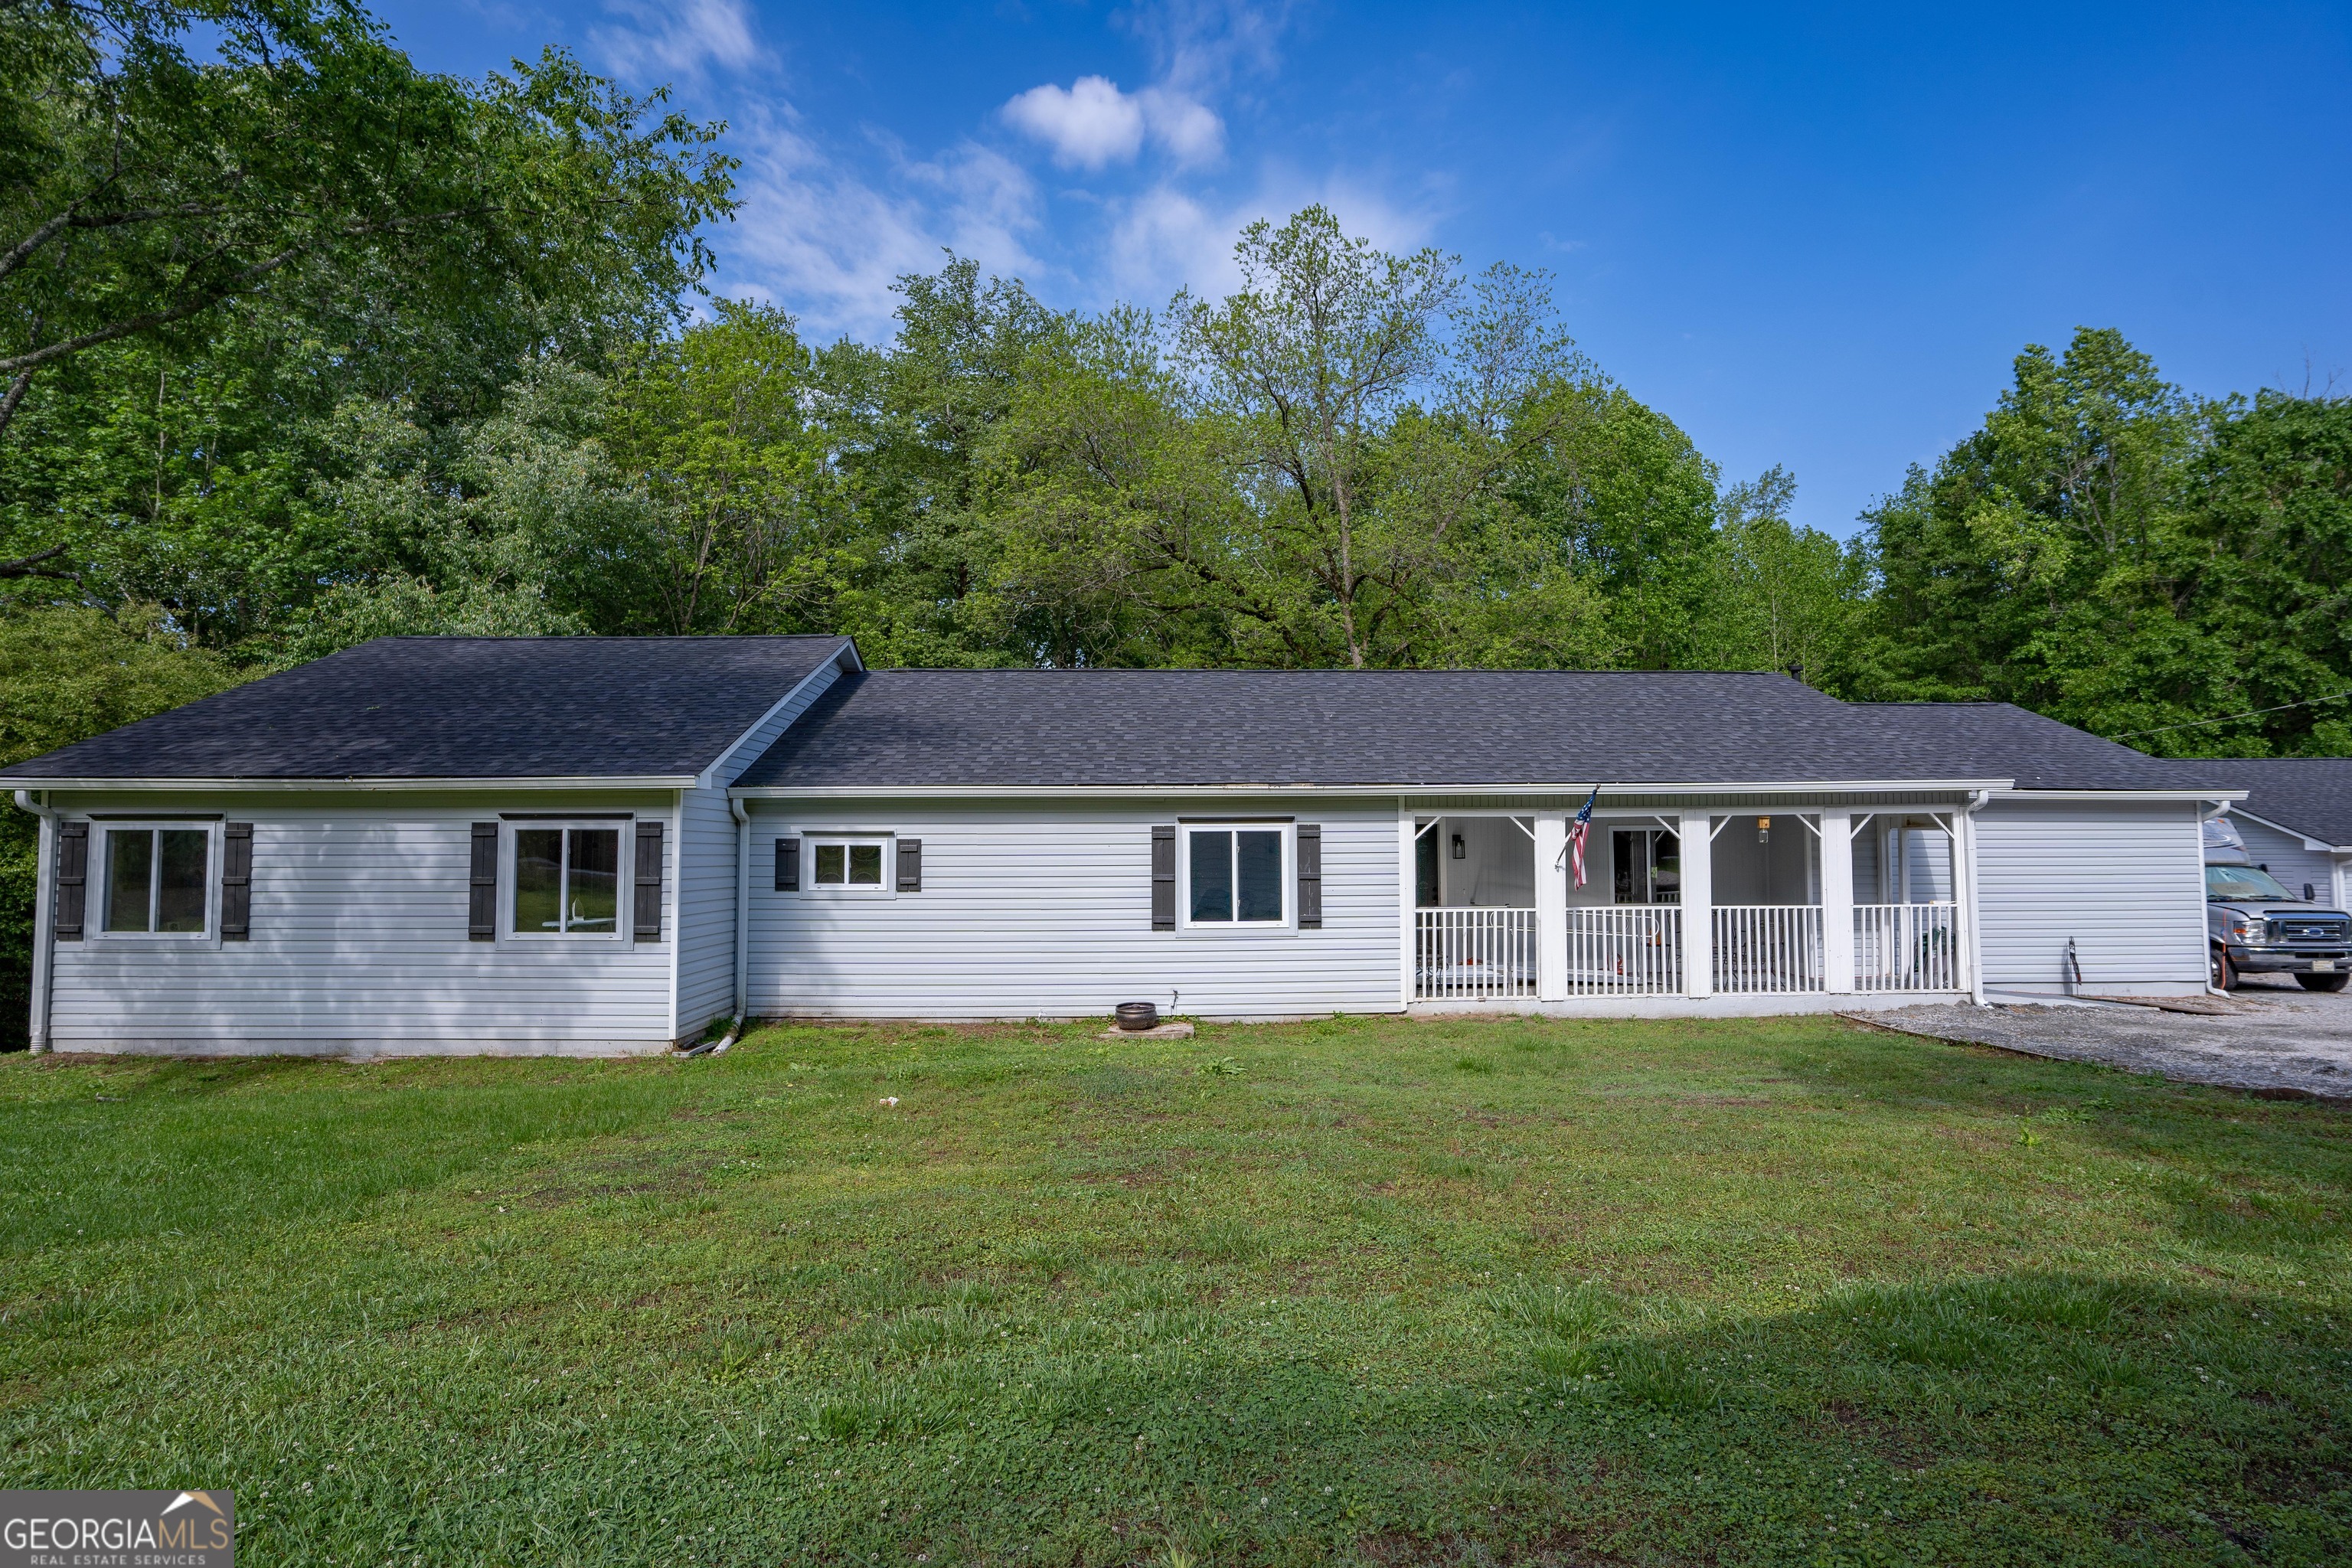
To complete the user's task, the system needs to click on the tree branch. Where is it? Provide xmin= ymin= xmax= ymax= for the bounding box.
xmin=0 ymin=544 xmax=73 ymax=579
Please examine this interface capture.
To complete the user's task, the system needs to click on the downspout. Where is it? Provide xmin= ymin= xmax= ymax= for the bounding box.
xmin=1960 ymin=789 xmax=1989 ymax=1006
xmin=683 ymin=795 xmax=750 ymax=1060
xmin=13 ymin=790 xmax=56 ymax=1054
xmin=2199 ymin=799 xmax=2231 ymax=998
xmin=731 ymin=796 xmax=751 ymax=1027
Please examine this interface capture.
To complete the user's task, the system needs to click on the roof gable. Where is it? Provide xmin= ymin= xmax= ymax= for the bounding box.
xmin=2165 ymin=759 xmax=2352 ymax=848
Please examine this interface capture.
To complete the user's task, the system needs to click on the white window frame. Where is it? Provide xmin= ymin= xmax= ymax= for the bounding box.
xmin=799 ymin=833 xmax=895 ymax=897
xmin=502 ymin=819 xmax=635 ymax=943
xmin=1178 ymin=820 xmax=1294 ymax=932
xmin=92 ymin=819 xmax=221 ymax=946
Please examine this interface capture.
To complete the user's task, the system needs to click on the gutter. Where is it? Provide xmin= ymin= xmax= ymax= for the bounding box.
xmin=728 ymin=776 xmax=2022 ymax=802
xmin=11 ymin=791 xmax=56 ymax=1053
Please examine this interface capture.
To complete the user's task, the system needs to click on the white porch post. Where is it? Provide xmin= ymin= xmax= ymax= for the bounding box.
xmin=1680 ymin=810 xmax=1713 ymax=997
xmin=1536 ymin=810 xmax=1569 ymax=1001
xmin=1821 ymin=808 xmax=1855 ymax=994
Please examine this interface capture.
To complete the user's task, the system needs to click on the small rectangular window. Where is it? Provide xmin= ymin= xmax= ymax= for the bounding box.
xmin=102 ymin=826 xmax=211 ymax=936
xmin=1184 ymin=825 xmax=1288 ymax=926
xmin=511 ymin=825 xmax=622 ymax=935
xmin=806 ymin=837 xmax=890 ymax=890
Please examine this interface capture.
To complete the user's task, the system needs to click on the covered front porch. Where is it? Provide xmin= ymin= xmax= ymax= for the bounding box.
xmin=1406 ymin=801 xmax=1971 ymax=1010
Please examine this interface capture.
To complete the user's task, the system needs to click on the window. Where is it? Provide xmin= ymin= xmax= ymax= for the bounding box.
xmin=512 ymin=825 xmax=622 ymax=936
xmin=103 ymin=825 xmax=211 ymax=936
xmin=1185 ymin=825 xmax=1287 ymax=925
xmin=807 ymin=837 xmax=889 ymax=890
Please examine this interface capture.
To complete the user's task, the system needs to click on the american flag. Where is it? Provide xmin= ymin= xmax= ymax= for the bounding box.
xmin=1569 ymin=786 xmax=1598 ymax=888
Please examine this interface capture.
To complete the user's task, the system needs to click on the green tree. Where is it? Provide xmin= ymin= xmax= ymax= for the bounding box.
xmin=605 ymin=301 xmax=848 ymax=635
xmin=1701 ymin=466 xmax=1867 ymax=683
xmin=1501 ymin=383 xmax=1720 ymax=669
xmin=0 ymin=0 xmax=731 ymax=430
xmin=2168 ymin=392 xmax=2352 ymax=754
xmin=1851 ymin=327 xmax=2225 ymax=735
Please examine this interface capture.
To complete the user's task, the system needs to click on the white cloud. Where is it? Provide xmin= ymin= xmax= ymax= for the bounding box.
xmin=1137 ymin=87 xmax=1225 ymax=165
xmin=1001 ymin=76 xmax=1226 ymax=169
xmin=1002 ymin=77 xmax=1145 ymax=170
xmin=590 ymin=0 xmax=768 ymax=83
xmin=722 ymin=109 xmax=1044 ymax=338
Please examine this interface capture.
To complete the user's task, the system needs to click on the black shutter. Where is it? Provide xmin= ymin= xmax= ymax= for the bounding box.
xmin=54 ymin=821 xmax=87 ymax=941
xmin=776 ymin=835 xmax=799 ymax=891
xmin=897 ymin=838 xmax=922 ymax=892
xmin=468 ymin=822 xmax=498 ymax=941
xmin=634 ymin=820 xmax=664 ymax=941
xmin=1297 ymin=824 xmax=1321 ymax=929
xmin=1152 ymin=825 xmax=1176 ymax=929
xmin=221 ymin=822 xmax=253 ymax=940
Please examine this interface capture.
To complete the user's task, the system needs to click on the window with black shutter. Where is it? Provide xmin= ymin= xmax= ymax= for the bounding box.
xmin=468 ymin=822 xmax=498 ymax=941
xmin=634 ymin=821 xmax=664 ymax=940
xmin=54 ymin=821 xmax=87 ymax=941
xmin=221 ymin=822 xmax=253 ymax=940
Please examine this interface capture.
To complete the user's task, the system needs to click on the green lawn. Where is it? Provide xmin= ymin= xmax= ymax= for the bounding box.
xmin=2 ymin=1016 xmax=2347 ymax=1566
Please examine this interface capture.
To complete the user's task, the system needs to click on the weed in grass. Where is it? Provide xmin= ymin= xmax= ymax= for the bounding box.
xmin=1488 ymin=1279 xmax=1616 ymax=1344
xmin=1453 ymin=1055 xmax=1496 ymax=1073
xmin=1197 ymin=1056 xmax=1244 ymax=1076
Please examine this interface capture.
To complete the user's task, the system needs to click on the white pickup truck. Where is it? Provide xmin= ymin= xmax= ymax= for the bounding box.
xmin=2204 ymin=816 xmax=2351 ymax=992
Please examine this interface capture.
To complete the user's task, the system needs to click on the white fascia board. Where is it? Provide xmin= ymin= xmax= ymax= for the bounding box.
xmin=729 ymin=776 xmax=2017 ymax=802
xmin=695 ymin=637 xmax=858 ymax=789
xmin=2227 ymin=805 xmax=2350 ymax=854
xmin=2 ymin=775 xmax=697 ymax=792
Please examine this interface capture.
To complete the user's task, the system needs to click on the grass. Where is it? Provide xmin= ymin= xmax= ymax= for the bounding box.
xmin=0 ymin=1014 xmax=2347 ymax=1566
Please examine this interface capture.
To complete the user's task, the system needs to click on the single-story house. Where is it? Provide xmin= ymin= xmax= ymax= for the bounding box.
xmin=2 ymin=636 xmax=2242 ymax=1056
xmin=2167 ymin=760 xmax=2352 ymax=910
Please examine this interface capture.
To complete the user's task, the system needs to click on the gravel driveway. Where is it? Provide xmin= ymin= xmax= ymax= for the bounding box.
xmin=1859 ymin=975 xmax=2352 ymax=1099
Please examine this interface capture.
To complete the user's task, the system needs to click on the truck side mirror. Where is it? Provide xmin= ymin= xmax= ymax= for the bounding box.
xmin=2307 ymin=883 xmax=2317 ymax=902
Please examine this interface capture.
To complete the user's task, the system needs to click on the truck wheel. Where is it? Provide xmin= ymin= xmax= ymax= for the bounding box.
xmin=2211 ymin=946 xmax=2236 ymax=991
xmin=2296 ymin=972 xmax=2349 ymax=993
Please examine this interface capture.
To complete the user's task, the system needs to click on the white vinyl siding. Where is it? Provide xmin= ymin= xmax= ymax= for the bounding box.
xmin=1974 ymin=796 xmax=2207 ymax=995
xmin=746 ymin=800 xmax=1400 ymax=1020
xmin=674 ymin=655 xmax=844 ymax=1038
xmin=44 ymin=792 xmax=676 ymax=1055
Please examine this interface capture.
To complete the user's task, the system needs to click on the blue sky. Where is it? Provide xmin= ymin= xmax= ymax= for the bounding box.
xmin=373 ymin=1 xmax=2352 ymax=537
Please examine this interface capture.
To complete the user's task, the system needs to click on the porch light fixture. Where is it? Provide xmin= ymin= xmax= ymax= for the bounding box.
xmin=1450 ymin=833 xmax=1465 ymax=860
xmin=1756 ymin=816 xmax=1770 ymax=843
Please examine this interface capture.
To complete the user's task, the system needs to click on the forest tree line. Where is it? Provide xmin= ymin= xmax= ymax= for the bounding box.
xmin=4 ymin=2 xmax=2350 ymax=1036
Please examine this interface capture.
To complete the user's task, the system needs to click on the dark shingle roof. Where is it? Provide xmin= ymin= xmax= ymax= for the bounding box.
xmin=737 ymin=668 xmax=2030 ymax=789
xmin=2164 ymin=760 xmax=2352 ymax=848
xmin=1849 ymin=703 xmax=2191 ymax=791
xmin=2 ymin=635 xmax=849 ymax=782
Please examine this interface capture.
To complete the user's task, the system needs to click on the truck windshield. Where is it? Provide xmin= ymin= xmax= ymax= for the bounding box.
xmin=2207 ymin=864 xmax=2295 ymax=902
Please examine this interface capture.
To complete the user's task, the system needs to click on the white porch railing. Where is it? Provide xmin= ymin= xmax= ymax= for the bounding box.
xmin=1713 ymin=905 xmax=1824 ymax=994
xmin=1416 ymin=908 xmax=1537 ymax=1001
xmin=1564 ymin=906 xmax=1683 ymax=995
xmin=1854 ymin=902 xmax=1962 ymax=992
